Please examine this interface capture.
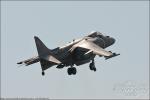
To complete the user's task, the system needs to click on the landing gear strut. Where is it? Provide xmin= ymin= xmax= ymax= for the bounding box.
xmin=89 ymin=59 xmax=96 ymax=71
xmin=67 ymin=65 xmax=77 ymax=75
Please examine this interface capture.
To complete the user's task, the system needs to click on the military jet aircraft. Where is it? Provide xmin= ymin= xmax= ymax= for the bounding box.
xmin=17 ymin=31 xmax=120 ymax=75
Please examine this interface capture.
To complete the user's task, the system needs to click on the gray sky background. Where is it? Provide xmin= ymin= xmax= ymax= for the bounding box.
xmin=1 ymin=1 xmax=149 ymax=99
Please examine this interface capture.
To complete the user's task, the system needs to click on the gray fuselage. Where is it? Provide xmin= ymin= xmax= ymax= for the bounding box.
xmin=51 ymin=33 xmax=115 ymax=66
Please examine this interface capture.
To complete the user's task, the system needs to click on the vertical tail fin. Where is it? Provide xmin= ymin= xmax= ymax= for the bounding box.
xmin=34 ymin=36 xmax=51 ymax=56
xmin=34 ymin=36 xmax=61 ymax=64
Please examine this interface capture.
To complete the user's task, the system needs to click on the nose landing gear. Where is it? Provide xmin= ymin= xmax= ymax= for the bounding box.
xmin=89 ymin=59 xmax=96 ymax=71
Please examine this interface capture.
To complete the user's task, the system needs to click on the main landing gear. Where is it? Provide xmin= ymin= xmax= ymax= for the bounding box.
xmin=67 ymin=65 xmax=77 ymax=75
xmin=89 ymin=59 xmax=96 ymax=71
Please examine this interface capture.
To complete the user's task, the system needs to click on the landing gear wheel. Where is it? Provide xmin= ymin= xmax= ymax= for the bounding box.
xmin=67 ymin=67 xmax=77 ymax=75
xmin=89 ymin=59 xmax=97 ymax=72
xmin=42 ymin=71 xmax=45 ymax=76
xmin=67 ymin=68 xmax=72 ymax=75
xmin=89 ymin=64 xmax=96 ymax=71
xmin=89 ymin=63 xmax=93 ymax=70
xmin=72 ymin=67 xmax=77 ymax=75
xmin=93 ymin=67 xmax=96 ymax=71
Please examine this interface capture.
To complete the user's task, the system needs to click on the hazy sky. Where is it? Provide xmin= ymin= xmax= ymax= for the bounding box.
xmin=1 ymin=1 xmax=149 ymax=99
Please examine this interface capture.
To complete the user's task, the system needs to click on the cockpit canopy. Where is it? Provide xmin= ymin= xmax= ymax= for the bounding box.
xmin=87 ymin=31 xmax=103 ymax=38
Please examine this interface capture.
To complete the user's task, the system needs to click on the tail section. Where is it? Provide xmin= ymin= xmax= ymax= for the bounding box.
xmin=17 ymin=36 xmax=61 ymax=76
xmin=34 ymin=36 xmax=61 ymax=64
xmin=17 ymin=56 xmax=40 ymax=66
xmin=34 ymin=36 xmax=51 ymax=56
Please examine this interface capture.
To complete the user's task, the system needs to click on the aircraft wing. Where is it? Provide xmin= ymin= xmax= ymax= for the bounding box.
xmin=71 ymin=39 xmax=113 ymax=57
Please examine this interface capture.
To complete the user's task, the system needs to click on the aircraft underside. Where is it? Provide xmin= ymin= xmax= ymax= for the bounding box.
xmin=47 ymin=47 xmax=97 ymax=75
xmin=17 ymin=31 xmax=120 ymax=76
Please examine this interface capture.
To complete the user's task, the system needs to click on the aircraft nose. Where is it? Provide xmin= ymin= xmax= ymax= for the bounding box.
xmin=110 ymin=37 xmax=115 ymax=45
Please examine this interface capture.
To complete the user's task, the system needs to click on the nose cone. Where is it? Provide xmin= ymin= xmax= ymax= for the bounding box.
xmin=110 ymin=37 xmax=115 ymax=45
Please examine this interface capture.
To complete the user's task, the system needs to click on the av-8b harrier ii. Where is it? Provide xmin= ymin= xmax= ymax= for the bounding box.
xmin=17 ymin=31 xmax=120 ymax=75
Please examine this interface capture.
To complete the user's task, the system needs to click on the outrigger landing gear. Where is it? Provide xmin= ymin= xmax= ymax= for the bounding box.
xmin=42 ymin=71 xmax=45 ymax=76
xmin=67 ymin=65 xmax=77 ymax=75
xmin=89 ymin=59 xmax=96 ymax=71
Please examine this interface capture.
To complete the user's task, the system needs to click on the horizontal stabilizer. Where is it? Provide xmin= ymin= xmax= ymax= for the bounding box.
xmin=17 ymin=56 xmax=40 ymax=66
